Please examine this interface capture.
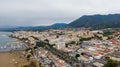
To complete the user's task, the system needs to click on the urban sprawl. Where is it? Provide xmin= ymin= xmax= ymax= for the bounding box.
xmin=9 ymin=28 xmax=120 ymax=67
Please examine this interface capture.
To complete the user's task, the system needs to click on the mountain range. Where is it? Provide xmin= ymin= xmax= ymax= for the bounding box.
xmin=0 ymin=14 xmax=120 ymax=31
xmin=0 ymin=23 xmax=67 ymax=31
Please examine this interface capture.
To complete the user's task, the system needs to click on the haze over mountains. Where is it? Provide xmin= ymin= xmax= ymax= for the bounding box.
xmin=0 ymin=23 xmax=67 ymax=31
xmin=0 ymin=14 xmax=120 ymax=31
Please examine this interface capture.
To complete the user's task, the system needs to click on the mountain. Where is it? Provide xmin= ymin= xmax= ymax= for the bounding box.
xmin=0 ymin=23 xmax=67 ymax=31
xmin=49 ymin=23 xmax=67 ymax=28
xmin=1 ymin=14 xmax=120 ymax=31
xmin=32 ymin=23 xmax=67 ymax=29
xmin=68 ymin=14 xmax=120 ymax=29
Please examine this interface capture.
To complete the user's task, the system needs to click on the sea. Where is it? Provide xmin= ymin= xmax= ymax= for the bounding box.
xmin=0 ymin=32 xmax=14 ymax=47
xmin=0 ymin=32 xmax=27 ymax=52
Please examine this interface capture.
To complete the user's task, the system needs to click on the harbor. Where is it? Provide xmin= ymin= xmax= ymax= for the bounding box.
xmin=0 ymin=32 xmax=31 ymax=67
xmin=0 ymin=32 xmax=28 ymax=52
xmin=0 ymin=41 xmax=27 ymax=52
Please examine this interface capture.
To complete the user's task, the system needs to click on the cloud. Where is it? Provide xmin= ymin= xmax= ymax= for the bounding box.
xmin=0 ymin=0 xmax=120 ymax=26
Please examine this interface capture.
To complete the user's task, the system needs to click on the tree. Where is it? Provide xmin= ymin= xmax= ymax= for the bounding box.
xmin=30 ymin=36 xmax=39 ymax=40
xmin=105 ymin=55 xmax=118 ymax=67
xmin=70 ymin=41 xmax=76 ymax=44
xmin=79 ymin=37 xmax=92 ymax=41
xmin=34 ymin=46 xmax=38 ymax=49
xmin=65 ymin=43 xmax=68 ymax=48
xmin=75 ymin=54 xmax=80 ymax=59
xmin=27 ymin=54 xmax=31 ymax=61
xmin=94 ymin=34 xmax=102 ymax=40
xmin=44 ymin=39 xmax=49 ymax=43
xmin=106 ymin=59 xmax=117 ymax=67
xmin=36 ymin=41 xmax=46 ymax=47
xmin=103 ymin=31 xmax=113 ymax=36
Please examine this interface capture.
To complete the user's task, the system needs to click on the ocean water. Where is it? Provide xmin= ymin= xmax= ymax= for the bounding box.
xmin=0 ymin=32 xmax=14 ymax=47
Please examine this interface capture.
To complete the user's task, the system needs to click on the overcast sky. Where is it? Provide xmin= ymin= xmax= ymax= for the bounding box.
xmin=0 ymin=0 xmax=120 ymax=26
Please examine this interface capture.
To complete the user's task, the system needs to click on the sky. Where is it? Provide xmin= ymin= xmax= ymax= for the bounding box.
xmin=0 ymin=0 xmax=120 ymax=27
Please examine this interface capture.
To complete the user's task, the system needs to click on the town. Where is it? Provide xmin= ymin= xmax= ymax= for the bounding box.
xmin=10 ymin=28 xmax=120 ymax=67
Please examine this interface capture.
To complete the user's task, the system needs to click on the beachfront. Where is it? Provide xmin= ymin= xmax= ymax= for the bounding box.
xmin=0 ymin=51 xmax=28 ymax=67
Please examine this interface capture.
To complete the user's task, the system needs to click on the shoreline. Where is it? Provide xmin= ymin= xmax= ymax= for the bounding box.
xmin=0 ymin=32 xmax=15 ymax=48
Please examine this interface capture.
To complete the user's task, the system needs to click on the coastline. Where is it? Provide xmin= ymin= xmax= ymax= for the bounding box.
xmin=0 ymin=32 xmax=30 ymax=67
xmin=0 ymin=32 xmax=14 ymax=47
xmin=0 ymin=31 xmax=39 ymax=67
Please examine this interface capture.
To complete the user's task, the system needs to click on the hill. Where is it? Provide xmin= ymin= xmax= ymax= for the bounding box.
xmin=49 ymin=23 xmax=67 ymax=28
xmin=0 ymin=23 xmax=67 ymax=31
xmin=68 ymin=14 xmax=120 ymax=29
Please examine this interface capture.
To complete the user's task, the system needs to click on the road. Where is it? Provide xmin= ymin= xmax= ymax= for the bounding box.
xmin=43 ymin=43 xmax=82 ymax=67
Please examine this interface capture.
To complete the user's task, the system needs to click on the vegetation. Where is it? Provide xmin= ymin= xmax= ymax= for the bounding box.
xmin=79 ymin=37 xmax=93 ymax=41
xmin=44 ymin=39 xmax=49 ymax=43
xmin=36 ymin=41 xmax=46 ymax=47
xmin=69 ymin=41 xmax=76 ymax=44
xmin=105 ymin=59 xmax=117 ymax=67
xmin=94 ymin=34 xmax=102 ymax=40
xmin=20 ymin=38 xmax=29 ymax=41
xmin=25 ymin=48 xmax=32 ymax=52
xmin=68 ymin=14 xmax=120 ymax=29
xmin=103 ymin=31 xmax=113 ymax=36
xmin=39 ymin=63 xmax=44 ymax=67
xmin=105 ymin=55 xmax=118 ymax=67
xmin=26 ymin=54 xmax=31 ymax=61
xmin=65 ymin=43 xmax=68 ymax=48
xmin=30 ymin=36 xmax=39 ymax=40
xmin=75 ymin=54 xmax=80 ymax=59
xmin=34 ymin=46 xmax=38 ymax=49
xmin=49 ymin=44 xmax=56 ymax=47
xmin=65 ymin=41 xmax=78 ymax=47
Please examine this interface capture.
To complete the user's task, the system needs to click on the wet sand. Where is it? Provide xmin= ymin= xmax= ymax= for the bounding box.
xmin=0 ymin=51 xmax=28 ymax=67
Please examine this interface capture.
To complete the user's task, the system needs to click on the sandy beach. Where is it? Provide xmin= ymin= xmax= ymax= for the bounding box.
xmin=0 ymin=51 xmax=28 ymax=67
